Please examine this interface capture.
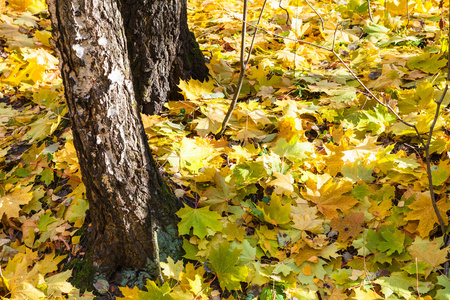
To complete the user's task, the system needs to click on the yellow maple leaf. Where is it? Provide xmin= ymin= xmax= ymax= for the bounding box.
xmin=352 ymin=286 xmax=382 ymax=299
xmin=291 ymin=205 xmax=324 ymax=234
xmin=53 ymin=139 xmax=81 ymax=177
xmin=161 ymin=257 xmax=184 ymax=281
xmin=369 ymin=198 xmax=392 ymax=220
xmin=257 ymin=194 xmax=292 ymax=225
xmin=385 ymin=0 xmax=411 ymax=16
xmin=9 ymin=0 xmax=47 ymax=13
xmin=0 ymin=185 xmax=33 ymax=218
xmin=268 ymin=171 xmax=294 ymax=196
xmin=404 ymin=193 xmax=450 ymax=238
xmin=178 ymin=262 xmax=206 ymax=294
xmin=118 ymin=286 xmax=140 ymax=299
xmin=323 ymin=142 xmax=346 ymax=177
xmin=408 ymin=237 xmax=449 ymax=277
xmin=277 ymin=116 xmax=303 ymax=140
xmin=167 ymin=137 xmax=216 ymax=173
xmin=46 ymin=270 xmax=74 ymax=298
xmin=178 ymin=79 xmax=215 ymax=100
xmin=3 ymin=48 xmax=58 ymax=86
xmin=302 ymin=178 xmax=359 ymax=219
xmin=193 ymin=107 xmax=224 ymax=137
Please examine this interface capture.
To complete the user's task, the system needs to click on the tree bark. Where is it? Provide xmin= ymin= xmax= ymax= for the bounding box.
xmin=48 ymin=0 xmax=182 ymax=276
xmin=119 ymin=0 xmax=209 ymax=114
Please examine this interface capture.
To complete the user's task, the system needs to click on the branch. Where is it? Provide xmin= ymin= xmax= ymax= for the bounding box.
xmin=304 ymin=0 xmax=324 ymax=31
xmin=216 ymin=0 xmax=268 ymax=139
xmin=331 ymin=23 xmax=447 ymax=247
xmin=367 ymin=0 xmax=374 ymax=22
xmin=216 ymin=0 xmax=248 ymax=139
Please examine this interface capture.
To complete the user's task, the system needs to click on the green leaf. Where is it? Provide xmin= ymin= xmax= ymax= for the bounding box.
xmin=232 ymin=162 xmax=268 ymax=185
xmin=240 ymin=239 xmax=256 ymax=264
xmin=39 ymin=167 xmax=53 ymax=185
xmin=374 ymin=272 xmax=415 ymax=299
xmin=271 ymin=136 xmax=312 ymax=163
xmin=407 ymin=53 xmax=447 ymax=74
xmin=378 ymin=225 xmax=405 ymax=255
xmin=362 ymin=23 xmax=389 ymax=37
xmin=176 ymin=206 xmax=222 ymax=239
xmin=260 ymin=285 xmax=285 ymax=300
xmin=209 ymin=241 xmax=249 ymax=291
xmin=65 ymin=198 xmax=88 ymax=224
xmin=341 ymin=160 xmax=375 ymax=183
xmin=256 ymin=194 xmax=291 ymax=225
xmin=37 ymin=211 xmax=58 ymax=232
xmin=431 ymin=161 xmax=450 ymax=186
xmin=139 ymin=281 xmax=173 ymax=300
xmin=436 ymin=275 xmax=450 ymax=300
xmin=356 ymin=105 xmax=396 ymax=135
xmin=15 ymin=168 xmax=31 ymax=178
xmin=182 ymin=239 xmax=199 ymax=260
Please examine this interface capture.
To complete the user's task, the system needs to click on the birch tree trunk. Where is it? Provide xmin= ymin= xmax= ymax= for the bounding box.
xmin=48 ymin=0 xmax=182 ymax=276
xmin=119 ymin=0 xmax=209 ymax=114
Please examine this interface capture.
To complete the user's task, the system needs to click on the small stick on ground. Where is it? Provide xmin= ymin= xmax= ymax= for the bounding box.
xmin=216 ymin=0 xmax=268 ymax=139
xmin=367 ymin=0 xmax=374 ymax=22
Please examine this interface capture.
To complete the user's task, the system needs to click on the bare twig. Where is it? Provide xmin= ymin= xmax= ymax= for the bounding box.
xmin=218 ymin=10 xmax=450 ymax=259
xmin=415 ymin=257 xmax=421 ymax=299
xmin=216 ymin=0 xmax=272 ymax=139
xmin=216 ymin=0 xmax=249 ymax=139
xmin=406 ymin=0 xmax=410 ymax=27
xmin=332 ymin=23 xmax=448 ymax=245
xmin=227 ymin=17 xmax=333 ymax=50
xmin=278 ymin=0 xmax=291 ymax=26
xmin=304 ymin=0 xmax=324 ymax=30
xmin=423 ymin=83 xmax=448 ymax=235
xmin=367 ymin=0 xmax=374 ymax=22
xmin=441 ymin=7 xmax=450 ymax=275
xmin=245 ymin=0 xmax=268 ymax=67
xmin=216 ymin=3 xmax=332 ymax=138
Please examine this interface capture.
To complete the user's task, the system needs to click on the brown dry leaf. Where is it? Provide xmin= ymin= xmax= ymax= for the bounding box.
xmin=330 ymin=211 xmax=364 ymax=242
xmin=292 ymin=244 xmax=321 ymax=266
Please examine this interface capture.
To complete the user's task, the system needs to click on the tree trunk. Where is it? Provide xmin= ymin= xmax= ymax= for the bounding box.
xmin=48 ymin=0 xmax=182 ymax=277
xmin=119 ymin=0 xmax=209 ymax=114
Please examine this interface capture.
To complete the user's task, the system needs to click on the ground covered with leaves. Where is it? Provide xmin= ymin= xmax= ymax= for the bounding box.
xmin=1 ymin=0 xmax=450 ymax=299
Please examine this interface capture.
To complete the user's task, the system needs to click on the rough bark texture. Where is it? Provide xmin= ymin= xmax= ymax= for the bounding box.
xmin=48 ymin=0 xmax=182 ymax=276
xmin=119 ymin=0 xmax=209 ymax=114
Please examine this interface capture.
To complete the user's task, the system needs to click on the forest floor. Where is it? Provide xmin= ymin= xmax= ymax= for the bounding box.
xmin=1 ymin=0 xmax=450 ymax=299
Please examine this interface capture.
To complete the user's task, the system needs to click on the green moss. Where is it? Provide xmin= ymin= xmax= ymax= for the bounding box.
xmin=183 ymin=32 xmax=205 ymax=70
xmin=66 ymin=254 xmax=97 ymax=293
xmin=158 ymin=224 xmax=183 ymax=262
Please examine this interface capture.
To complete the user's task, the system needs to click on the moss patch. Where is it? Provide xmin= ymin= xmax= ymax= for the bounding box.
xmin=66 ymin=255 xmax=97 ymax=293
